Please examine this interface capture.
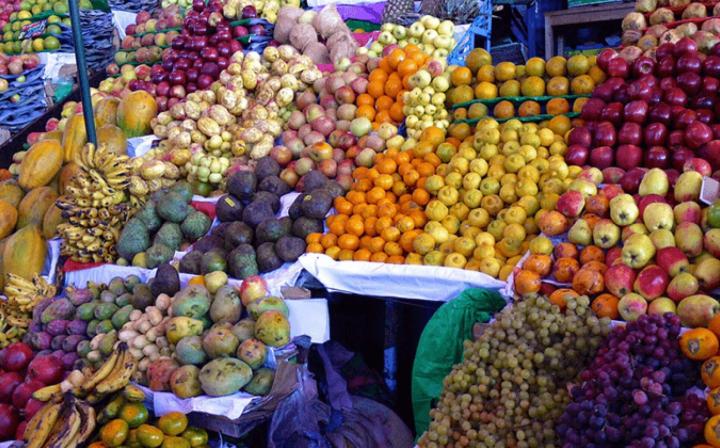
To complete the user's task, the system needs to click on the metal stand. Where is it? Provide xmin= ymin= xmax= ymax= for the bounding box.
xmin=68 ymin=0 xmax=96 ymax=144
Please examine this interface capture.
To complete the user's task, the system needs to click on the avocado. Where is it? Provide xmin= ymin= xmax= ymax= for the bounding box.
xmin=156 ymin=191 xmax=190 ymax=223
xmin=300 ymin=190 xmax=333 ymax=219
xmin=76 ymin=302 xmax=96 ymax=321
xmin=252 ymin=191 xmax=280 ymax=213
xmin=181 ymin=209 xmax=212 ymax=241
xmin=255 ymin=218 xmax=291 ymax=244
xmin=135 ymin=201 xmax=162 ymax=232
xmin=275 ymin=235 xmax=306 ymax=262
xmin=193 ymin=234 xmax=225 ymax=252
xmin=228 ymin=244 xmax=258 ymax=279
xmin=242 ymin=200 xmax=275 ymax=228
xmin=96 ymin=320 xmax=114 ymax=334
xmin=216 ymin=195 xmax=244 ymax=222
xmin=146 ymin=243 xmax=175 ymax=269
xmin=301 ymin=170 xmax=328 ymax=193
xmin=257 ymin=242 xmax=283 ymax=273
xmin=227 ymin=171 xmax=257 ymax=201
xmin=288 ymin=194 xmax=307 ymax=220
xmin=108 ymin=277 xmax=127 ymax=296
xmin=151 ymin=262 xmax=181 ymax=298
xmin=94 ymin=302 xmax=119 ymax=321
xmin=180 ymin=250 xmax=204 ymax=274
xmin=130 ymin=283 xmax=154 ymax=310
xmin=259 ymin=176 xmax=291 ymax=196
xmin=116 ymin=218 xmax=150 ymax=261
xmin=322 ymin=180 xmax=346 ymax=198
xmin=115 ymin=293 xmax=132 ymax=307
xmin=211 ymin=222 xmax=231 ymax=239
xmin=224 ymin=221 xmax=254 ymax=249
xmin=255 ymin=156 xmax=280 ymax=180
xmin=124 ymin=275 xmax=142 ymax=290
xmin=154 ymin=222 xmax=184 ymax=251
xmin=291 ymin=217 xmax=323 ymax=240
xmin=171 ymin=180 xmax=194 ymax=203
xmin=112 ymin=305 xmax=133 ymax=329
xmin=201 ymin=250 xmax=228 ymax=274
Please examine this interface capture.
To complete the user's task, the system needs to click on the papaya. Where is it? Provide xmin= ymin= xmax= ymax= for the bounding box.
xmin=62 ymin=113 xmax=87 ymax=163
xmin=17 ymin=187 xmax=57 ymax=229
xmin=59 ymin=162 xmax=82 ymax=195
xmin=117 ymin=91 xmax=157 ymax=138
xmin=98 ymin=124 xmax=128 ymax=155
xmin=3 ymin=224 xmax=46 ymax=281
xmin=94 ymin=97 xmax=121 ymax=128
xmin=0 ymin=181 xmax=25 ymax=208
xmin=18 ymin=140 xmax=64 ymax=190
xmin=0 ymin=200 xmax=17 ymax=239
xmin=42 ymin=203 xmax=64 ymax=240
xmin=40 ymin=130 xmax=63 ymax=142
xmin=0 ymin=169 xmax=11 ymax=181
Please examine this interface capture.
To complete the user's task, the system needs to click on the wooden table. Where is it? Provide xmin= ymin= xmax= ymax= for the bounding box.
xmin=544 ymin=2 xmax=635 ymax=57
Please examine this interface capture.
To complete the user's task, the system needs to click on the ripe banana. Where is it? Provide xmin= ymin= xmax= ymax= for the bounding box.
xmin=68 ymin=400 xmax=96 ymax=446
xmin=42 ymin=399 xmax=81 ymax=448
xmin=32 ymin=384 xmax=62 ymax=402
xmin=81 ymin=345 xmax=122 ymax=393
xmin=95 ymin=349 xmax=138 ymax=394
xmin=25 ymin=401 xmax=61 ymax=448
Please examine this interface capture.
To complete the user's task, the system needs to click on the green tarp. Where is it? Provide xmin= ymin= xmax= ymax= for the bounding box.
xmin=411 ymin=288 xmax=506 ymax=437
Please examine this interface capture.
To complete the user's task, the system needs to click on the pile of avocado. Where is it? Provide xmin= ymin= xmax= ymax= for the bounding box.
xmin=179 ymin=157 xmax=343 ymax=279
xmin=116 ymin=181 xmax=213 ymax=268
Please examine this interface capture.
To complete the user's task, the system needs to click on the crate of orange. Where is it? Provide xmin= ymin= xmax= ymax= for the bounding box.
xmin=359 ymin=45 xmax=428 ymax=127
xmin=305 ymin=127 xmax=449 ymax=264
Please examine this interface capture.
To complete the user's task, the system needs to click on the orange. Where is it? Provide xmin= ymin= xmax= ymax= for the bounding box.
xmin=346 ymin=191 xmax=366 ymax=205
xmin=353 ymin=203 xmax=368 ymax=215
xmin=387 ymin=48 xmax=406 ymax=69
xmin=451 ymin=67 xmax=473 ymax=86
xmin=408 ymin=50 xmax=426 ymax=66
xmin=328 ymin=219 xmax=346 ymax=236
xmin=392 ymin=181 xmax=408 ymax=196
xmin=474 ymin=82 xmax=497 ymax=100
xmin=338 ymin=249 xmax=354 ymax=261
xmin=384 ymin=241 xmax=403 ymax=256
xmin=570 ymin=75 xmax=595 ymax=95
xmin=307 ymin=242 xmax=323 ymax=253
xmin=370 ymin=252 xmax=388 ymax=263
xmin=334 ymin=197 xmax=353 ymax=215
xmin=356 ymin=104 xmax=376 ymax=120
xmin=548 ymin=114 xmax=571 ymax=136
xmin=354 ymin=178 xmax=372 ymax=192
xmin=520 ymin=76 xmax=545 ymax=97
xmin=378 ymin=57 xmax=391 ymax=73
xmin=412 ymin=189 xmax=430 ymax=206
xmin=320 ymin=233 xmax=337 ymax=249
xmin=374 ymin=174 xmax=394 ymax=190
xmin=476 ymin=65 xmax=495 ymax=83
xmin=306 ymin=233 xmax=322 ymax=244
xmin=362 ymin=204 xmax=378 ymax=218
xmin=375 ymin=110 xmax=392 ymax=124
xmin=381 ymin=226 xmax=401 ymax=242
xmin=353 ymin=248 xmax=371 ymax=261
xmin=375 ymin=216 xmax=393 ymax=234
xmin=389 ymin=102 xmax=404 ymax=122
xmin=518 ymin=101 xmax=541 ymax=117
xmin=396 ymin=216 xmax=415 ymax=232
xmin=338 ymin=234 xmax=360 ymax=251
xmin=367 ymin=186 xmax=386 ymax=204
xmin=387 ymin=255 xmax=405 ymax=264
xmin=345 ymin=216 xmax=364 ymax=236
xmin=364 ymin=217 xmax=378 ymax=236
xmin=375 ymin=95 xmax=394 ymax=111
xmin=409 ymin=210 xmax=426 ymax=228
xmin=421 ymin=126 xmax=446 ymax=147
xmin=353 ymin=166 xmax=369 ymax=179
xmin=369 ymin=236 xmax=385 ymax=253
xmin=384 ymin=76 xmax=402 ymax=98
xmin=368 ymin=81 xmax=384 ymax=99
xmin=546 ymin=76 xmax=569 ymax=96
xmin=493 ymin=100 xmax=515 ymax=119
xmin=357 ymin=93 xmax=374 ymax=107
xmin=398 ymin=59 xmax=418 ymax=77
xmin=368 ymin=69 xmax=388 ymax=83
xmin=377 ymin=158 xmax=397 ymax=174
xmin=325 ymin=246 xmax=341 ymax=259
xmin=546 ymin=97 xmax=570 ymax=115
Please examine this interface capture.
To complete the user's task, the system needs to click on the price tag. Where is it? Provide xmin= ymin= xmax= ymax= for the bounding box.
xmin=19 ymin=20 xmax=46 ymax=39
xmin=701 ymin=176 xmax=720 ymax=205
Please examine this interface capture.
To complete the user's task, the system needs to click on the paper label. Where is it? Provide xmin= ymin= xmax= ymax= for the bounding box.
xmin=701 ymin=177 xmax=720 ymax=205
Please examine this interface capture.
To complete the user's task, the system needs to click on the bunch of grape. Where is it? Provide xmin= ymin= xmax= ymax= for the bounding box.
xmin=556 ymin=314 xmax=708 ymax=448
xmin=419 ymin=294 xmax=612 ymax=448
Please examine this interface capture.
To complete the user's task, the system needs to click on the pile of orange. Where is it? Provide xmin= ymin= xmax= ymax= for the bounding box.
xmin=305 ymin=127 xmax=447 ymax=263
xmin=358 ymin=45 xmax=428 ymax=127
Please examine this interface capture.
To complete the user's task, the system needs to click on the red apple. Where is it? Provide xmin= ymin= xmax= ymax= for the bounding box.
xmin=624 ymin=100 xmax=648 ymax=124
xmin=565 ymin=145 xmax=589 ymax=166
xmin=644 ymin=122 xmax=668 ymax=147
xmin=602 ymin=167 xmax=625 ymax=184
xmin=605 ymin=264 xmax=637 ymax=297
xmin=633 ymin=265 xmax=669 ymax=300
xmin=685 ymin=121 xmax=713 ymax=149
xmin=683 ymin=157 xmax=712 ymax=176
xmin=644 ymin=146 xmax=669 ymax=168
xmin=590 ymin=146 xmax=614 ymax=169
xmin=618 ymin=122 xmax=642 ymax=146
xmin=616 ymin=144 xmax=643 ymax=170
xmin=607 ymin=57 xmax=629 ymax=78
xmin=594 ymin=121 xmax=617 ymax=147
xmin=567 ymin=127 xmax=592 ymax=147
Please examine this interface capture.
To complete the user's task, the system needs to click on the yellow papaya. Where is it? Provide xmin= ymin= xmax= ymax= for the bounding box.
xmin=42 ymin=203 xmax=64 ymax=240
xmin=3 ymin=225 xmax=46 ymax=281
xmin=0 ymin=200 xmax=17 ymax=239
xmin=98 ymin=124 xmax=128 ymax=156
xmin=17 ymin=187 xmax=57 ymax=229
xmin=58 ymin=162 xmax=82 ymax=195
xmin=18 ymin=140 xmax=64 ymax=190
xmin=94 ymin=97 xmax=121 ymax=128
xmin=117 ymin=91 xmax=157 ymax=138
xmin=62 ymin=113 xmax=87 ymax=163
xmin=0 ymin=181 xmax=25 ymax=208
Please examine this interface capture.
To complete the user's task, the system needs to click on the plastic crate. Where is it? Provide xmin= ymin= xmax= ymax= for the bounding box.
xmin=447 ymin=2 xmax=493 ymax=66
xmin=491 ymin=42 xmax=528 ymax=64
xmin=568 ymin=0 xmax=622 ymax=7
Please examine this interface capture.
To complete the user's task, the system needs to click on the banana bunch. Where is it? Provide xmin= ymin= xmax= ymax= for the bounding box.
xmin=33 ymin=342 xmax=138 ymax=404
xmin=4 ymin=273 xmax=56 ymax=313
xmin=56 ymin=143 xmax=145 ymax=263
xmin=25 ymin=395 xmax=95 ymax=448
xmin=0 ymin=310 xmax=26 ymax=348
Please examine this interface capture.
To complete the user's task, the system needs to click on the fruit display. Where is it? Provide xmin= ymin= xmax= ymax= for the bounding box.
xmin=447 ymin=50 xmax=603 ymax=118
xmin=110 ymin=7 xmax=184 ymax=70
xmin=223 ymin=0 xmax=300 ymax=24
xmin=573 ymin=40 xmax=720 ymax=175
xmin=0 ymin=1 xmax=19 ymax=32
xmin=115 ymin=182 xmax=212 ymax=267
xmin=0 ymin=53 xmax=39 ymax=76
xmin=148 ymin=46 xmax=322 ymax=194
xmin=368 ymin=15 xmax=456 ymax=60
xmin=557 ymin=313 xmax=708 ymax=446
xmin=272 ymin=5 xmax=356 ymax=64
xmin=418 ymin=294 xmax=611 ymax=447
xmin=93 ymin=411 xmax=208 ymax=448
xmin=515 ymin=168 xmax=720 ymax=324
xmin=179 ymin=164 xmax=336 ymax=277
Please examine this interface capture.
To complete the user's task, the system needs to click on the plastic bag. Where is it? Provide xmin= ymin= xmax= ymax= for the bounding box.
xmin=411 ymin=288 xmax=507 ymax=436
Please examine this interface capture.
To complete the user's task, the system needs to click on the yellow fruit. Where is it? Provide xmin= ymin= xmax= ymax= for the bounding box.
xmin=520 ymin=76 xmax=545 ymax=97
xmin=498 ymin=80 xmax=520 ymax=97
xmin=466 ymin=48 xmax=492 ymax=73
xmin=494 ymin=62 xmax=517 ymax=82
xmin=567 ymin=54 xmax=590 ymax=76
xmin=570 ymin=75 xmax=595 ymax=94
xmin=525 ymin=57 xmax=545 ymax=77
xmin=546 ymin=56 xmax=567 ymax=77
xmin=474 ymin=81 xmax=498 ymax=100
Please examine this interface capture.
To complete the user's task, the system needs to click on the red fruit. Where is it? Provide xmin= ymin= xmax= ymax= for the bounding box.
xmin=23 ymin=398 xmax=44 ymax=420
xmin=0 ymin=372 xmax=22 ymax=404
xmin=0 ymin=342 xmax=32 ymax=372
xmin=0 ymin=404 xmax=19 ymax=441
xmin=15 ymin=420 xmax=26 ymax=441
xmin=12 ymin=380 xmax=43 ymax=410
xmin=27 ymin=355 xmax=63 ymax=385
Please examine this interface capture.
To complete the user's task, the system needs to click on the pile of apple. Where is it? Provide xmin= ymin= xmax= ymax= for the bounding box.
xmin=0 ymin=53 xmax=39 ymax=76
xmin=369 ymin=15 xmax=456 ymax=60
xmin=108 ymin=6 xmax=184 ymax=70
xmin=516 ymin=166 xmax=720 ymax=326
xmin=567 ymin=38 xmax=720 ymax=189
xmin=0 ymin=1 xmax=19 ymax=33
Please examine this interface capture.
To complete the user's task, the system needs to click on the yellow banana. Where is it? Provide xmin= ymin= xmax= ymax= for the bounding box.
xmin=32 ymin=383 xmax=62 ymax=402
xmin=80 ymin=346 xmax=121 ymax=393
xmin=25 ymin=401 xmax=61 ymax=448
xmin=43 ymin=400 xmax=80 ymax=448
xmin=65 ymin=401 xmax=95 ymax=447
xmin=95 ymin=349 xmax=137 ymax=394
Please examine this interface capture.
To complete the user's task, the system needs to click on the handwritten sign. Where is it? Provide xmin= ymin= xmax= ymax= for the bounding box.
xmin=19 ymin=20 xmax=45 ymax=39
